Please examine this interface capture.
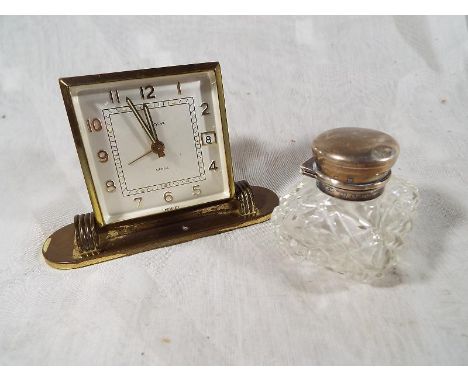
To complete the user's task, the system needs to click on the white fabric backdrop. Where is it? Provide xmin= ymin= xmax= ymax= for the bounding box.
xmin=1 ymin=16 xmax=468 ymax=365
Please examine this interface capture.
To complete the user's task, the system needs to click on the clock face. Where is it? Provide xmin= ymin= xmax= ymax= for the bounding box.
xmin=61 ymin=63 xmax=233 ymax=226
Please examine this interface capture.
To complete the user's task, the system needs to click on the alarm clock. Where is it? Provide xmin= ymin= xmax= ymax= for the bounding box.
xmin=42 ymin=62 xmax=278 ymax=269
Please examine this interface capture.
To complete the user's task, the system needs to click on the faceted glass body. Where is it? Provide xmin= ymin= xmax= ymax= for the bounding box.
xmin=271 ymin=176 xmax=419 ymax=282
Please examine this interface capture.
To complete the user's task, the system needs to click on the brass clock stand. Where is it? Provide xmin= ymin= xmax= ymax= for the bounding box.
xmin=42 ymin=181 xmax=279 ymax=269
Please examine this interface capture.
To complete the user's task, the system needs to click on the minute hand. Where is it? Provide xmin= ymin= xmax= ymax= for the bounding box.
xmin=126 ymin=97 xmax=156 ymax=143
xmin=143 ymin=104 xmax=165 ymax=157
xmin=143 ymin=104 xmax=160 ymax=140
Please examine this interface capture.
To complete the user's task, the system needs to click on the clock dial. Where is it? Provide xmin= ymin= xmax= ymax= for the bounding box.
xmin=63 ymin=64 xmax=233 ymax=225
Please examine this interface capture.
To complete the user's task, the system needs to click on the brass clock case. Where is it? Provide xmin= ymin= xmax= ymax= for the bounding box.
xmin=43 ymin=63 xmax=279 ymax=269
xmin=60 ymin=62 xmax=235 ymax=227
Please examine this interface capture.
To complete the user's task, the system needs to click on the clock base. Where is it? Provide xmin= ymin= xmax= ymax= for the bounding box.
xmin=42 ymin=181 xmax=279 ymax=269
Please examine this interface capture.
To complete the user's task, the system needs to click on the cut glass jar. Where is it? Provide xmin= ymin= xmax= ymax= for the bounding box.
xmin=271 ymin=128 xmax=419 ymax=282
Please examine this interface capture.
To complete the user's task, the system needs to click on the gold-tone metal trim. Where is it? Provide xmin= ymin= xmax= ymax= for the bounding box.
xmin=60 ymin=62 xmax=223 ymax=87
xmin=213 ymin=63 xmax=235 ymax=198
xmin=74 ymin=212 xmax=100 ymax=256
xmin=59 ymin=62 xmax=235 ymax=227
xmin=42 ymin=185 xmax=278 ymax=270
xmin=60 ymin=79 xmax=105 ymax=226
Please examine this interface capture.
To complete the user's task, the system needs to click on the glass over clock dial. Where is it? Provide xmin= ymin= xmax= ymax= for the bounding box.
xmin=60 ymin=63 xmax=234 ymax=226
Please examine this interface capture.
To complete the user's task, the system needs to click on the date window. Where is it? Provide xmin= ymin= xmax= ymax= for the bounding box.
xmin=201 ymin=131 xmax=217 ymax=145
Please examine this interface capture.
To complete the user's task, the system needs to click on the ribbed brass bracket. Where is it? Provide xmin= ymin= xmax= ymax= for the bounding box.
xmin=42 ymin=181 xmax=278 ymax=269
xmin=235 ymin=180 xmax=258 ymax=217
xmin=74 ymin=213 xmax=100 ymax=257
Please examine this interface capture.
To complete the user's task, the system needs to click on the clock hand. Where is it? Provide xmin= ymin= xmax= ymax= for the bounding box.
xmin=128 ymin=148 xmax=153 ymax=165
xmin=143 ymin=104 xmax=165 ymax=157
xmin=126 ymin=97 xmax=156 ymax=144
xmin=143 ymin=104 xmax=159 ymax=140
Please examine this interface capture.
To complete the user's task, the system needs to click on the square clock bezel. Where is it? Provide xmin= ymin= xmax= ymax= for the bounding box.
xmin=59 ymin=62 xmax=235 ymax=227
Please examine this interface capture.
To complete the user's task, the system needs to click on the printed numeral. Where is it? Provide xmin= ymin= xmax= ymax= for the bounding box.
xmin=134 ymin=197 xmax=142 ymax=207
xmin=97 ymin=150 xmax=108 ymax=163
xmin=140 ymin=85 xmax=155 ymax=99
xmin=201 ymin=131 xmax=217 ymax=145
xmin=209 ymin=160 xmax=218 ymax=171
xmin=201 ymin=102 xmax=210 ymax=115
xmin=192 ymin=185 xmax=201 ymax=196
xmin=106 ymin=180 xmax=116 ymax=192
xmin=109 ymin=90 xmax=121 ymax=103
xmin=164 ymin=191 xmax=173 ymax=202
xmin=86 ymin=118 xmax=102 ymax=132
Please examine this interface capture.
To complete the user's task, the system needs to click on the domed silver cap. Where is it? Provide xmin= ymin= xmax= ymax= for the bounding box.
xmin=301 ymin=127 xmax=399 ymax=201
